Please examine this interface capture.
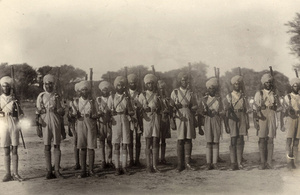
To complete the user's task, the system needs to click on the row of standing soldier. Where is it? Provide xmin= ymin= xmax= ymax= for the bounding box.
xmin=2 ymin=67 xmax=300 ymax=182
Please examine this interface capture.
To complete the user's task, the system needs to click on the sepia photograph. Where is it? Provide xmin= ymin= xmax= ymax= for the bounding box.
xmin=1 ymin=0 xmax=300 ymax=194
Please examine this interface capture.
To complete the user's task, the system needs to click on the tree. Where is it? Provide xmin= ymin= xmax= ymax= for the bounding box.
xmin=286 ymin=13 xmax=300 ymax=59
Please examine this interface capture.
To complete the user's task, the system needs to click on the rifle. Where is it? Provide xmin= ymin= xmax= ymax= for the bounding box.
xmin=56 ymin=67 xmax=66 ymax=139
xmin=238 ymin=67 xmax=250 ymax=130
xmin=214 ymin=67 xmax=229 ymax=133
xmin=89 ymin=68 xmax=97 ymax=118
xmin=124 ymin=67 xmax=135 ymax=116
xmin=11 ymin=65 xmax=26 ymax=149
xmin=295 ymin=69 xmax=299 ymax=78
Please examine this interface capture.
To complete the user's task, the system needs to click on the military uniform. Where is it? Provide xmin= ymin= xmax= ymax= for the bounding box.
xmin=224 ymin=75 xmax=249 ymax=170
xmin=36 ymin=74 xmax=65 ymax=179
xmin=170 ymin=72 xmax=196 ymax=172
xmin=70 ymin=80 xmax=98 ymax=178
xmin=157 ymin=80 xmax=171 ymax=164
xmin=139 ymin=74 xmax=161 ymax=173
xmin=253 ymin=73 xmax=280 ymax=169
xmin=282 ymin=78 xmax=300 ymax=169
xmin=0 ymin=76 xmax=24 ymax=182
xmin=107 ymin=76 xmax=131 ymax=175
xmin=201 ymin=77 xmax=223 ymax=170
xmin=96 ymin=81 xmax=114 ymax=169
xmin=127 ymin=74 xmax=143 ymax=167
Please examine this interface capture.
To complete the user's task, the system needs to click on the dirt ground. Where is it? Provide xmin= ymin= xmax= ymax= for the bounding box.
xmin=1 ymin=106 xmax=300 ymax=195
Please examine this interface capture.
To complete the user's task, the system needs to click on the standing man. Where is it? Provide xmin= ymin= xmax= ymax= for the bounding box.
xmin=171 ymin=72 xmax=197 ymax=172
xmin=127 ymin=73 xmax=143 ymax=167
xmin=139 ymin=74 xmax=161 ymax=173
xmin=253 ymin=73 xmax=280 ymax=170
xmin=282 ymin=78 xmax=300 ymax=169
xmin=157 ymin=79 xmax=172 ymax=164
xmin=0 ymin=76 xmax=24 ymax=182
xmin=67 ymin=82 xmax=80 ymax=170
xmin=96 ymin=80 xmax=114 ymax=170
xmin=69 ymin=80 xmax=98 ymax=178
xmin=224 ymin=75 xmax=249 ymax=170
xmin=107 ymin=76 xmax=132 ymax=176
xmin=200 ymin=77 xmax=223 ymax=170
xmin=36 ymin=74 xmax=65 ymax=179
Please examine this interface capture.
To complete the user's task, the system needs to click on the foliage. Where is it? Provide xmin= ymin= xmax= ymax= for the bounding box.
xmin=286 ymin=13 xmax=300 ymax=59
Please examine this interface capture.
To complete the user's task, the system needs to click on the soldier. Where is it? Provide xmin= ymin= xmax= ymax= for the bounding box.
xmin=69 ymin=80 xmax=98 ymax=178
xmin=67 ymin=82 xmax=80 ymax=170
xmin=36 ymin=74 xmax=65 ymax=179
xmin=139 ymin=74 xmax=161 ymax=173
xmin=0 ymin=76 xmax=24 ymax=182
xmin=253 ymin=73 xmax=280 ymax=170
xmin=282 ymin=78 xmax=300 ymax=169
xmin=200 ymin=77 xmax=224 ymax=170
xmin=107 ymin=76 xmax=132 ymax=176
xmin=170 ymin=72 xmax=197 ymax=172
xmin=96 ymin=81 xmax=114 ymax=170
xmin=157 ymin=80 xmax=172 ymax=164
xmin=127 ymin=74 xmax=143 ymax=167
xmin=224 ymin=75 xmax=250 ymax=170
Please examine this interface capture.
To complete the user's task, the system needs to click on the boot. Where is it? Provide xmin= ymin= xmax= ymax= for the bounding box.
xmin=292 ymin=146 xmax=298 ymax=169
xmin=3 ymin=155 xmax=12 ymax=182
xmin=99 ymin=141 xmax=106 ymax=170
xmin=12 ymin=154 xmax=23 ymax=181
xmin=121 ymin=149 xmax=130 ymax=175
xmin=45 ymin=150 xmax=55 ymax=179
xmin=185 ymin=141 xmax=195 ymax=171
xmin=153 ymin=146 xmax=161 ymax=173
xmin=73 ymin=147 xmax=80 ymax=170
xmin=114 ymin=149 xmax=121 ymax=176
xmin=266 ymin=143 xmax=274 ymax=169
xmin=128 ymin=142 xmax=134 ymax=167
xmin=212 ymin=143 xmax=219 ymax=170
xmin=258 ymin=139 xmax=266 ymax=170
xmin=78 ymin=149 xmax=88 ymax=178
xmin=237 ymin=144 xmax=244 ymax=169
xmin=145 ymin=149 xmax=153 ymax=173
xmin=176 ymin=140 xmax=184 ymax=172
xmin=229 ymin=146 xmax=238 ymax=171
xmin=54 ymin=148 xmax=64 ymax=179
xmin=160 ymin=143 xmax=167 ymax=164
xmin=88 ymin=149 xmax=98 ymax=177
xmin=205 ymin=143 xmax=213 ymax=170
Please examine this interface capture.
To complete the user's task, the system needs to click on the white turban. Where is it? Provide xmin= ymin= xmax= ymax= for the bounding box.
xmin=114 ymin=76 xmax=127 ymax=88
xmin=206 ymin=77 xmax=218 ymax=88
xmin=144 ymin=74 xmax=157 ymax=84
xmin=98 ymin=81 xmax=112 ymax=91
xmin=127 ymin=73 xmax=138 ymax=83
xmin=231 ymin=75 xmax=243 ymax=85
xmin=290 ymin=78 xmax=300 ymax=86
xmin=43 ymin=74 xmax=55 ymax=83
xmin=77 ymin=80 xmax=91 ymax=91
xmin=261 ymin=74 xmax=273 ymax=84
xmin=0 ymin=76 xmax=13 ymax=86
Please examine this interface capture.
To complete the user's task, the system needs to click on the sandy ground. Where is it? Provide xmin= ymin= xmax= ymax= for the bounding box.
xmin=1 ymin=108 xmax=300 ymax=195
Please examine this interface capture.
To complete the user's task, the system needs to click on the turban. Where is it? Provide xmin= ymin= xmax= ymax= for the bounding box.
xmin=261 ymin=74 xmax=273 ymax=84
xmin=77 ymin=80 xmax=91 ymax=91
xmin=157 ymin=80 xmax=166 ymax=89
xmin=74 ymin=83 xmax=80 ymax=92
xmin=0 ymin=76 xmax=13 ymax=86
xmin=290 ymin=78 xmax=300 ymax=86
xmin=43 ymin=74 xmax=55 ymax=83
xmin=114 ymin=76 xmax=127 ymax=87
xmin=231 ymin=75 xmax=243 ymax=85
xmin=144 ymin=74 xmax=157 ymax=84
xmin=177 ymin=72 xmax=188 ymax=81
xmin=98 ymin=81 xmax=112 ymax=91
xmin=206 ymin=77 xmax=219 ymax=88
xmin=127 ymin=73 xmax=138 ymax=83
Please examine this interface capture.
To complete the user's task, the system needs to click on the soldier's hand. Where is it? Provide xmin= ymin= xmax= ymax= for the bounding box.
xmin=198 ymin=126 xmax=204 ymax=136
xmin=36 ymin=126 xmax=43 ymax=138
xmin=170 ymin=118 xmax=176 ymax=130
xmin=68 ymin=126 xmax=73 ymax=137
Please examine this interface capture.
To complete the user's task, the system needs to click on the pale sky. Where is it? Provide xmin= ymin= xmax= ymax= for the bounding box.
xmin=1 ymin=0 xmax=300 ymax=79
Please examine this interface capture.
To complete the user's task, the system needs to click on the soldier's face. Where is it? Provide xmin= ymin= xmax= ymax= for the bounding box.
xmin=233 ymin=82 xmax=241 ymax=91
xmin=1 ymin=83 xmax=11 ymax=96
xmin=81 ymin=87 xmax=89 ymax=99
xmin=101 ymin=88 xmax=110 ymax=97
xmin=146 ymin=81 xmax=154 ymax=91
xmin=264 ymin=81 xmax=272 ymax=90
xmin=292 ymin=84 xmax=299 ymax=94
xmin=45 ymin=82 xmax=54 ymax=93
xmin=180 ymin=77 xmax=188 ymax=89
xmin=128 ymin=81 xmax=137 ymax=90
xmin=208 ymin=86 xmax=216 ymax=96
xmin=116 ymin=83 xmax=125 ymax=94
